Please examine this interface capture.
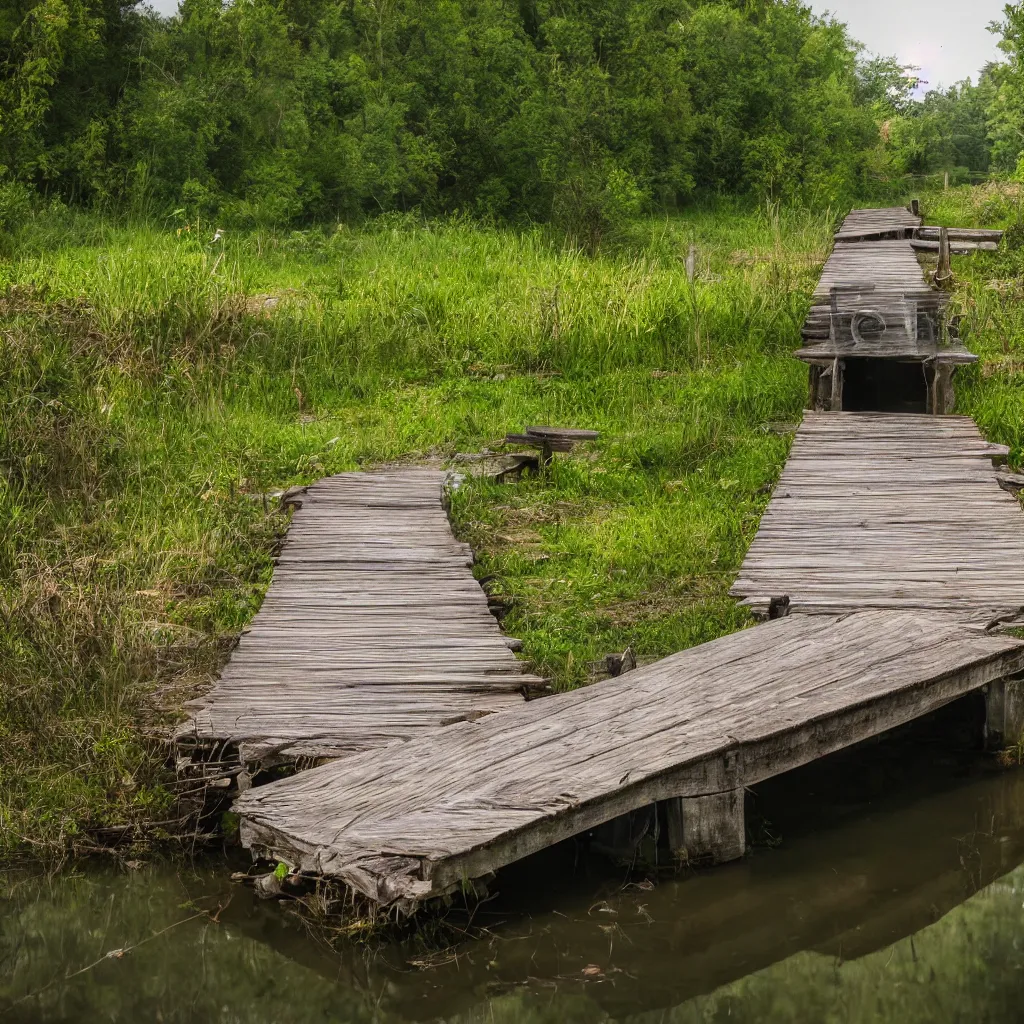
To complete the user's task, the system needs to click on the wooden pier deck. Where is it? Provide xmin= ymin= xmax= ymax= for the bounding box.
xmin=801 ymin=239 xmax=938 ymax=344
xmin=235 ymin=611 xmax=1024 ymax=906
xmin=178 ymin=470 xmax=541 ymax=764
xmin=731 ymin=412 xmax=1024 ymax=620
xmin=799 ymin=203 xmax=984 ymax=411
xmin=812 ymin=240 xmax=930 ymax=303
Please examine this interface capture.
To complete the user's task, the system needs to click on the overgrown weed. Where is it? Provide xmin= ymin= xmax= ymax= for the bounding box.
xmin=3 ymin=204 xmax=826 ymax=859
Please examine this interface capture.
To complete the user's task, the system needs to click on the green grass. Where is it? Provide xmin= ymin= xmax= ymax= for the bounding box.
xmin=0 ymin=199 xmax=849 ymax=859
xmin=917 ymin=182 xmax=1024 ymax=455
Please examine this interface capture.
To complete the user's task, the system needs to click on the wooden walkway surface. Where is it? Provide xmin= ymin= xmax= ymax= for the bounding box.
xmin=221 ymin=207 xmax=1024 ymax=911
xmin=235 ymin=611 xmax=1024 ymax=905
xmin=731 ymin=412 xmax=1024 ymax=620
xmin=811 ymin=240 xmax=930 ymax=303
xmin=178 ymin=470 xmax=541 ymax=764
xmin=800 ymin=238 xmax=947 ymax=347
xmin=833 ymin=206 xmax=921 ymax=242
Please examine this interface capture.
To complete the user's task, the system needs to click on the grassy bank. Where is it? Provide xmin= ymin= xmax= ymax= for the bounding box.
xmin=2 ymin=188 xmax=1020 ymax=863
xmin=922 ymin=183 xmax=1024 ymax=448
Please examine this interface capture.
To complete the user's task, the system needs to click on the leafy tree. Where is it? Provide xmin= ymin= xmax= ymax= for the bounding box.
xmin=682 ymin=2 xmax=877 ymax=205
xmin=987 ymin=3 xmax=1024 ymax=174
xmin=0 ymin=0 xmax=146 ymax=198
xmin=885 ymin=79 xmax=992 ymax=177
xmin=0 ymin=0 xmax=905 ymax=226
xmin=856 ymin=56 xmax=920 ymax=117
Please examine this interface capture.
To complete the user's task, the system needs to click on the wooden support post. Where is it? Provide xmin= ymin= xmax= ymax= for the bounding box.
xmin=807 ymin=364 xmax=822 ymax=410
xmin=931 ymin=362 xmax=953 ymax=415
xmin=813 ymin=362 xmax=833 ymax=412
xmin=686 ymin=243 xmax=697 ymax=283
xmin=590 ymin=805 xmax=658 ymax=866
xmin=985 ymin=676 xmax=1024 ymax=749
xmin=829 ymin=357 xmax=843 ymax=411
xmin=665 ymin=789 xmax=745 ymax=864
xmin=944 ymin=170 xmax=949 ymax=190
xmin=910 ymin=198 xmax=920 ymax=217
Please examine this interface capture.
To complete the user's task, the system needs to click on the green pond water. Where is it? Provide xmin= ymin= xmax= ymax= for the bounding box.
xmin=6 ymin=706 xmax=1024 ymax=1023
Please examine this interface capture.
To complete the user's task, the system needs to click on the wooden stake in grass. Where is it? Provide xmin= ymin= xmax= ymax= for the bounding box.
xmin=935 ymin=226 xmax=953 ymax=290
xmin=684 ymin=246 xmax=702 ymax=362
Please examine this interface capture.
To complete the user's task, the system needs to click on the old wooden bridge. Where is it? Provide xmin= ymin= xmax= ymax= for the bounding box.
xmin=183 ymin=206 xmax=1024 ymax=910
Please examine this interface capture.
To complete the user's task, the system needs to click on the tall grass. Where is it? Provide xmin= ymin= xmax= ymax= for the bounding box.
xmin=918 ymin=183 xmax=1024 ymax=457
xmin=0 ymin=204 xmax=832 ymax=860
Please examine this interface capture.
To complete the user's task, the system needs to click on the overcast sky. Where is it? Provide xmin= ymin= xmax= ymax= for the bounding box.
xmin=144 ymin=0 xmax=1007 ymax=90
xmin=809 ymin=0 xmax=1006 ymax=90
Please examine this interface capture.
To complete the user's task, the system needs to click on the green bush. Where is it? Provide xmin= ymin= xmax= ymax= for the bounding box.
xmin=0 ymin=180 xmax=32 ymax=233
xmin=1 ymin=1 xmax=886 ymax=226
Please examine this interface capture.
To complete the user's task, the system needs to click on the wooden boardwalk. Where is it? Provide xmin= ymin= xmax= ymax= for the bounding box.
xmin=235 ymin=611 xmax=1024 ymax=906
xmin=221 ymin=207 xmax=1024 ymax=911
xmin=811 ymin=240 xmax=929 ymax=303
xmin=833 ymin=206 xmax=921 ymax=242
xmin=800 ymin=204 xmax=980 ymax=411
xmin=801 ymin=240 xmax=939 ymax=344
xmin=731 ymin=412 xmax=1024 ymax=620
xmin=179 ymin=470 xmax=541 ymax=764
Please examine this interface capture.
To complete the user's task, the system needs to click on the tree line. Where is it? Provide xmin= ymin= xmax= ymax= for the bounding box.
xmin=2 ymin=0 xmax=1024 ymax=233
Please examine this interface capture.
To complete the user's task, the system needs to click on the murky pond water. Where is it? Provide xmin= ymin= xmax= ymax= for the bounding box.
xmin=6 ymin=704 xmax=1024 ymax=1023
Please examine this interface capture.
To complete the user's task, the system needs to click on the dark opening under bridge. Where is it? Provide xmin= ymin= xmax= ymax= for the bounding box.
xmin=183 ymin=205 xmax=1024 ymax=911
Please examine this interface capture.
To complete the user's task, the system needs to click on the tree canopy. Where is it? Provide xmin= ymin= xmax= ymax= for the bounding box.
xmin=2 ymin=0 xmax=1024 ymax=228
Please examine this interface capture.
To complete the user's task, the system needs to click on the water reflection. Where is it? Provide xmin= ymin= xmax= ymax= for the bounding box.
xmin=6 ymin=708 xmax=1024 ymax=1023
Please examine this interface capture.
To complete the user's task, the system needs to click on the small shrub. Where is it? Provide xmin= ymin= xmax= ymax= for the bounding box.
xmin=0 ymin=180 xmax=33 ymax=235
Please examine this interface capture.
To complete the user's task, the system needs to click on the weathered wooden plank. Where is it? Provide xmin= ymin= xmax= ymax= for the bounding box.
xmin=234 ymin=610 xmax=1024 ymax=907
xmin=811 ymin=241 xmax=928 ymax=303
xmin=915 ymin=227 xmax=1003 ymax=243
xmin=910 ymin=238 xmax=998 ymax=254
xmin=731 ymin=412 xmax=1024 ymax=618
xmin=836 ymin=207 xmax=922 ymax=241
xmin=177 ymin=470 xmax=535 ymax=764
